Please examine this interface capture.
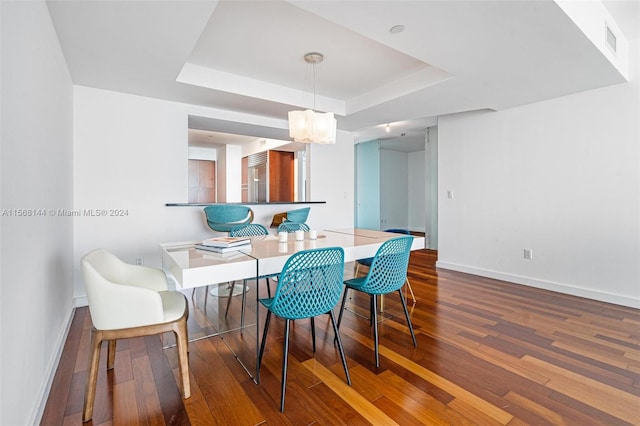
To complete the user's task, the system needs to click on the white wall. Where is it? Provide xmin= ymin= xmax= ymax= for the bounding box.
xmin=73 ymin=86 xmax=355 ymax=301
xmin=437 ymin=39 xmax=639 ymax=308
xmin=1 ymin=1 xmax=75 ymax=424
xmin=216 ymin=144 xmax=243 ymax=202
xmin=308 ymin=128 xmax=355 ymax=229
xmin=188 ymin=146 xmax=217 ymax=161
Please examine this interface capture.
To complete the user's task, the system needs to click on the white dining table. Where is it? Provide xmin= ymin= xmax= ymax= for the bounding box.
xmin=160 ymin=228 xmax=425 ymax=382
xmin=162 ymin=229 xmax=424 ymax=289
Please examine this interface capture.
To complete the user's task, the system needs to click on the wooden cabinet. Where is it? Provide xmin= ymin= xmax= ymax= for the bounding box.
xmin=245 ymin=150 xmax=295 ymax=202
xmin=268 ymin=151 xmax=294 ymax=202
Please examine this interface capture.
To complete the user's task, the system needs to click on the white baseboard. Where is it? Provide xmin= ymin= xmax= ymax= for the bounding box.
xmin=75 ymin=296 xmax=88 ymax=308
xmin=30 ymin=306 xmax=76 ymax=425
xmin=436 ymin=261 xmax=640 ymax=309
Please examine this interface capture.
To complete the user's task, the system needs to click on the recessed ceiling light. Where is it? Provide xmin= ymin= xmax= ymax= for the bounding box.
xmin=390 ymin=25 xmax=405 ymax=34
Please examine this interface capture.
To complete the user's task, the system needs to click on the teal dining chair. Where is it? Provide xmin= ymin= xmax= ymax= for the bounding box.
xmin=355 ymin=229 xmax=416 ymax=303
xmin=203 ymin=205 xmax=254 ymax=233
xmin=226 ymin=224 xmax=276 ymax=327
xmin=196 ymin=205 xmax=254 ymax=307
xmin=277 ymin=222 xmax=310 ymax=233
xmin=337 ymin=236 xmax=417 ymax=367
xmin=285 ymin=207 xmax=310 ymax=223
xmin=258 ymin=247 xmax=351 ymax=412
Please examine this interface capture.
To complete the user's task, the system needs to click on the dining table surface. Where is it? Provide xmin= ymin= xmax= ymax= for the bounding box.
xmin=161 ymin=228 xmax=425 ymax=290
xmin=160 ymin=227 xmax=425 ymax=383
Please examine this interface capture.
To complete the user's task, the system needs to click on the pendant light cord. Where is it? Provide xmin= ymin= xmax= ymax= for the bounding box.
xmin=312 ymin=61 xmax=317 ymax=111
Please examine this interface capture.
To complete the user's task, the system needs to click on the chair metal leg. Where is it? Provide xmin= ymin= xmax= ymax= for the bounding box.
xmin=310 ymin=317 xmax=316 ymax=353
xmin=266 ymin=278 xmax=272 ymax=298
xmin=224 ymin=281 xmax=237 ymax=317
xmin=372 ymin=295 xmax=380 ymax=367
xmin=398 ymin=289 xmax=417 ymax=346
xmin=370 ymin=296 xmax=375 ymax=326
xmin=258 ymin=311 xmax=272 ymax=371
xmin=240 ymin=280 xmax=247 ymax=329
xmin=337 ymin=288 xmax=349 ymax=330
xmin=192 ymin=286 xmax=211 ymax=311
xmin=204 ymin=285 xmax=209 ymax=309
xmin=405 ymin=278 xmax=416 ymax=304
xmin=223 ymin=279 xmax=252 ymax=329
xmin=280 ymin=319 xmax=291 ymax=412
xmin=329 ymin=310 xmax=351 ymax=385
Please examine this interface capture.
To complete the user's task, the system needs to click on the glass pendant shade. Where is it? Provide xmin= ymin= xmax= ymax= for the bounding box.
xmin=288 ymin=109 xmax=337 ymax=144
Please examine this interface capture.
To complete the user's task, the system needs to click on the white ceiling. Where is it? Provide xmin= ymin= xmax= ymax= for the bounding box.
xmin=47 ymin=0 xmax=638 ymax=153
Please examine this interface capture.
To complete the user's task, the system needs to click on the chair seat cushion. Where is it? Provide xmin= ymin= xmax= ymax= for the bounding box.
xmin=259 ymin=297 xmax=275 ymax=310
xmin=356 ymin=257 xmax=373 ymax=267
xmin=344 ymin=276 xmax=367 ymax=290
xmin=160 ymin=291 xmax=187 ymax=323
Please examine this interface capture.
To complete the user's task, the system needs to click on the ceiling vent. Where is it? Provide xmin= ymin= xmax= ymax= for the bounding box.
xmin=605 ymin=23 xmax=617 ymax=55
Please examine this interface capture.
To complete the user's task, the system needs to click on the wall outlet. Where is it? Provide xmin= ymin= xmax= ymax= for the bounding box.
xmin=523 ymin=249 xmax=533 ymax=260
xmin=136 ymin=256 xmax=144 ymax=266
xmin=447 ymin=189 xmax=454 ymax=199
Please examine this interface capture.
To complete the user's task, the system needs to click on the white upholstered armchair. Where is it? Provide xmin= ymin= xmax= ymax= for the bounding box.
xmin=81 ymin=248 xmax=190 ymax=422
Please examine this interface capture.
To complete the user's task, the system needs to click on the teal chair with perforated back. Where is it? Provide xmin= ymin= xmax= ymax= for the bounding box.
xmin=277 ymin=222 xmax=310 ymax=233
xmin=258 ymin=247 xmax=351 ymax=412
xmin=203 ymin=205 xmax=253 ymax=233
xmin=355 ymin=229 xmax=416 ymax=303
xmin=226 ymin=224 xmax=276 ymax=327
xmin=338 ymin=236 xmax=417 ymax=367
xmin=196 ymin=205 xmax=254 ymax=309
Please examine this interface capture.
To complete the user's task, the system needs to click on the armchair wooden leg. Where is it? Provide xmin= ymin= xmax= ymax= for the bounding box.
xmin=172 ymin=317 xmax=191 ymax=399
xmin=83 ymin=328 xmax=103 ymax=422
xmin=107 ymin=340 xmax=116 ymax=370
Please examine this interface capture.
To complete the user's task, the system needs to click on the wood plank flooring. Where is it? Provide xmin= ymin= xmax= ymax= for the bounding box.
xmin=41 ymin=250 xmax=640 ymax=425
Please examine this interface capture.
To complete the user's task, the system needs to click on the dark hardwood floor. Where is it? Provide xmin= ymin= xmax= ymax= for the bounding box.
xmin=41 ymin=249 xmax=640 ymax=425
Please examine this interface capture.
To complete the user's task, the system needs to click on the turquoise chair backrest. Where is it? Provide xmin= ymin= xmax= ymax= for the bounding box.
xmin=229 ymin=223 xmax=269 ymax=237
xmin=360 ymin=236 xmax=413 ymax=295
xmin=269 ymin=247 xmax=345 ymax=320
xmin=278 ymin=222 xmax=310 ymax=233
xmin=286 ymin=207 xmax=310 ymax=223
xmin=204 ymin=205 xmax=253 ymax=233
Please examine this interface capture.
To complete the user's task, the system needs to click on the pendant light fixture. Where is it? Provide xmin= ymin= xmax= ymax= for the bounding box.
xmin=288 ymin=52 xmax=337 ymax=144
